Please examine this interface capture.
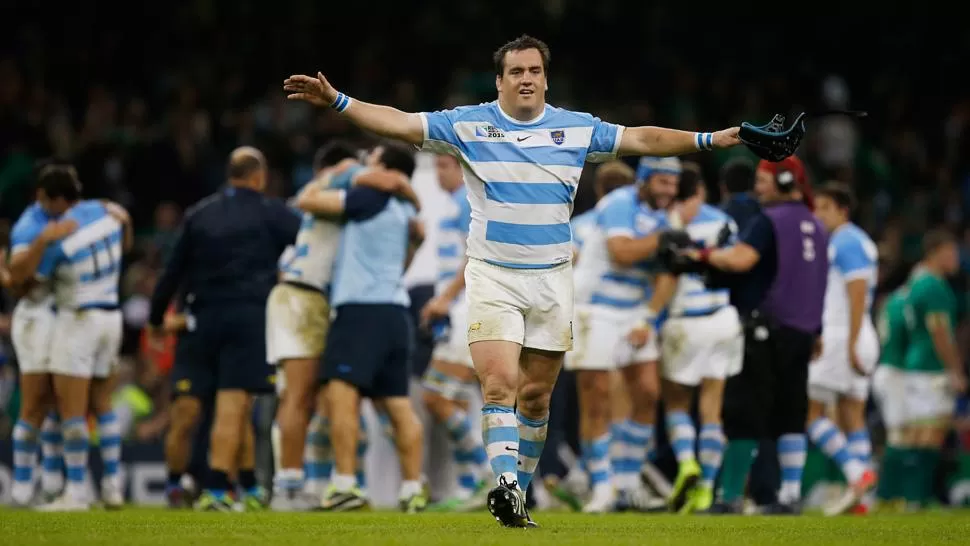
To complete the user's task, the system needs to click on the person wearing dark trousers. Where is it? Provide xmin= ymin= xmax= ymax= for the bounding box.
xmin=676 ymin=155 xmax=829 ymax=514
xmin=149 ymin=147 xmax=300 ymax=511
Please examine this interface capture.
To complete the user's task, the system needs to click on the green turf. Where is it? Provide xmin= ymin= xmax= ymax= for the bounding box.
xmin=3 ymin=509 xmax=970 ymax=545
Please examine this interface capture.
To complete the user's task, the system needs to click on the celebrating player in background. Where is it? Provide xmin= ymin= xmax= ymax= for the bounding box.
xmin=316 ymin=144 xmax=427 ymax=513
xmin=30 ymin=168 xmax=127 ymax=511
xmin=419 ymin=153 xmax=493 ymax=511
xmin=284 ymin=34 xmax=740 ymax=527
xmin=6 ymin=166 xmax=78 ymax=507
xmin=266 ymin=141 xmax=357 ymax=510
xmin=568 ymin=158 xmax=673 ymax=513
xmin=650 ymin=168 xmax=742 ymax=514
xmin=805 ymin=182 xmax=879 ymax=515
xmin=891 ymin=231 xmax=965 ymax=508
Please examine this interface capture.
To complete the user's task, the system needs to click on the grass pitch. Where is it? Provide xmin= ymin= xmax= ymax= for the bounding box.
xmin=3 ymin=509 xmax=970 ymax=546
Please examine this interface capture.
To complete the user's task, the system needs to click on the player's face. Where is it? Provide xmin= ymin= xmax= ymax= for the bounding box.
xmin=646 ymin=173 xmax=678 ymax=210
xmin=36 ymin=188 xmax=69 ymax=216
xmin=435 ymin=155 xmax=463 ymax=192
xmin=496 ymin=48 xmax=547 ymax=115
xmin=813 ymin=195 xmax=842 ymax=232
xmin=754 ymin=169 xmax=780 ymax=203
xmin=938 ymin=242 xmax=960 ymax=275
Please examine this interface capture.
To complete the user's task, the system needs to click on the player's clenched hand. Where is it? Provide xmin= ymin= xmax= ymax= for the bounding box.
xmin=284 ymin=72 xmax=338 ymax=107
xmin=103 ymin=201 xmax=131 ymax=225
xmin=712 ymin=127 xmax=741 ymax=149
xmin=40 ymin=219 xmax=78 ymax=242
xmin=420 ymin=296 xmax=450 ymax=327
xmin=163 ymin=313 xmax=188 ymax=334
xmin=627 ymin=325 xmax=652 ymax=349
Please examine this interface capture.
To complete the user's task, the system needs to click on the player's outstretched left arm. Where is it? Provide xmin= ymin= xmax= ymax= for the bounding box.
xmin=284 ymin=72 xmax=424 ymax=146
xmin=618 ymin=126 xmax=741 ymax=157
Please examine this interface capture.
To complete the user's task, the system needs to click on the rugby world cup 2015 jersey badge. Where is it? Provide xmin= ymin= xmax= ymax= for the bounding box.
xmin=475 ymin=124 xmax=506 ymax=139
xmin=550 ymin=130 xmax=565 ymax=145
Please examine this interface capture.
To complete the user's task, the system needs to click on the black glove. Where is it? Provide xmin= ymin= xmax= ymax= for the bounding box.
xmin=715 ymin=221 xmax=733 ymax=248
xmin=657 ymin=230 xmax=707 ymax=275
xmin=739 ymin=111 xmax=868 ymax=162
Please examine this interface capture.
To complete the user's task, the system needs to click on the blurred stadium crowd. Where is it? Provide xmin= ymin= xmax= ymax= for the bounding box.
xmin=1 ymin=0 xmax=970 ymax=507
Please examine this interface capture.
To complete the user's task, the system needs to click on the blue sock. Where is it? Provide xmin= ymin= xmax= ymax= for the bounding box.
xmin=481 ymin=404 xmax=518 ymax=487
xmin=581 ymin=432 xmax=611 ymax=490
xmin=304 ymin=415 xmax=332 ymax=492
xmin=356 ymin=415 xmax=368 ymax=489
xmin=40 ymin=413 xmax=64 ymax=494
xmin=516 ymin=411 xmax=548 ymax=492
xmin=846 ymin=429 xmax=872 ymax=468
xmin=62 ymin=417 xmax=90 ymax=500
xmin=445 ymin=409 xmax=488 ymax=492
xmin=777 ymin=433 xmax=807 ymax=505
xmin=610 ymin=420 xmax=654 ymax=491
xmin=666 ymin=411 xmax=696 ymax=463
xmin=12 ymin=420 xmax=38 ymax=500
xmin=97 ymin=412 xmax=123 ymax=482
xmin=698 ymin=423 xmax=726 ymax=490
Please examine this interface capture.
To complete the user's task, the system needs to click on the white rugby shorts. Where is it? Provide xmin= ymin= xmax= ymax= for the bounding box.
xmin=872 ymin=366 xmax=954 ymax=427
xmin=49 ymin=308 xmax=122 ymax=379
xmin=661 ymin=305 xmax=743 ymax=386
xmin=265 ymin=283 xmax=331 ymax=365
xmin=465 ymin=258 xmax=573 ymax=352
xmin=808 ymin=321 xmax=879 ymax=404
xmin=11 ymin=299 xmax=55 ymax=375
xmin=430 ymin=294 xmax=474 ymax=368
xmin=566 ymin=304 xmax=659 ymax=371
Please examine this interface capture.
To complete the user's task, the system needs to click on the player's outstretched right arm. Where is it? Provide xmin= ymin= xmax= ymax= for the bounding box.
xmin=284 ymin=72 xmax=424 ymax=146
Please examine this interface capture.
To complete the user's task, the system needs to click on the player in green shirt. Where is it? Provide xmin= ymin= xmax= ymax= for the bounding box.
xmin=881 ymin=230 xmax=966 ymax=509
xmin=873 ymin=285 xmax=912 ymax=506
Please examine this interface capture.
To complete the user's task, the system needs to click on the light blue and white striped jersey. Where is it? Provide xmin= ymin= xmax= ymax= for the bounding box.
xmin=37 ymin=200 xmax=123 ymax=310
xmin=279 ymin=169 xmax=354 ymax=291
xmin=419 ymin=102 xmax=624 ymax=269
xmin=581 ymin=185 xmax=662 ymax=309
xmin=570 ymin=209 xmax=597 ymax=254
xmin=822 ymin=222 xmax=878 ymax=336
xmin=668 ymin=204 xmax=737 ymax=317
xmin=9 ymin=203 xmax=54 ymax=305
xmin=330 ymin=191 xmax=417 ymax=308
xmin=436 ymin=185 xmax=472 ymax=296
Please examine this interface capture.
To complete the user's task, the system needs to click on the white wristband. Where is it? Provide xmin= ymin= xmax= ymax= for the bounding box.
xmin=694 ymin=132 xmax=714 ymax=151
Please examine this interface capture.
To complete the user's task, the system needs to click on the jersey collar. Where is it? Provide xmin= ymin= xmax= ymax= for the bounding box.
xmin=495 ymin=101 xmax=547 ymax=126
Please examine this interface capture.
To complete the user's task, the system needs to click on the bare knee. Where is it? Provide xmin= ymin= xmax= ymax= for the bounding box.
xmin=578 ymin=371 xmax=611 ymax=421
xmin=421 ymin=390 xmax=452 ymax=422
xmin=626 ymin=364 xmax=660 ymax=415
xmin=385 ymin=400 xmax=423 ymax=444
xmin=169 ymin=397 xmax=201 ymax=436
xmin=471 ymin=341 xmax=520 ymax=407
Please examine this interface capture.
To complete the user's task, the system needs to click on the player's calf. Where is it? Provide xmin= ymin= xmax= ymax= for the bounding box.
xmin=165 ymin=395 xmax=202 ymax=507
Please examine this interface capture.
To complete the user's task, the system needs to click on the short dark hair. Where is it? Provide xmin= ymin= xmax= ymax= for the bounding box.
xmin=493 ymin=35 xmax=551 ymax=76
xmin=375 ymin=141 xmax=416 ymax=178
xmin=227 ymin=149 xmax=265 ymax=180
xmin=36 ymin=163 xmax=81 ymax=201
xmin=676 ymin=169 xmax=703 ymax=202
xmin=594 ymin=161 xmax=635 ymax=197
xmin=720 ymin=157 xmax=755 ymax=194
xmin=313 ymin=140 xmax=358 ymax=172
xmin=924 ymin=228 xmax=956 ymax=257
xmin=815 ymin=181 xmax=856 ymax=213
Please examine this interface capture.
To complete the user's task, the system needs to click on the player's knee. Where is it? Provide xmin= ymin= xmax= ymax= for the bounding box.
xmin=628 ymin=370 xmax=659 ymax=406
xmin=697 ymin=390 xmax=723 ymax=424
xmin=169 ymin=397 xmax=201 ymax=434
xmin=517 ymin=381 xmax=553 ymax=418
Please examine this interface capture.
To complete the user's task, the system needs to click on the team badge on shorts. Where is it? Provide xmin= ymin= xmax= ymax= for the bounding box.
xmin=550 ymin=130 xmax=565 ymax=145
xmin=176 ymin=379 xmax=191 ymax=393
